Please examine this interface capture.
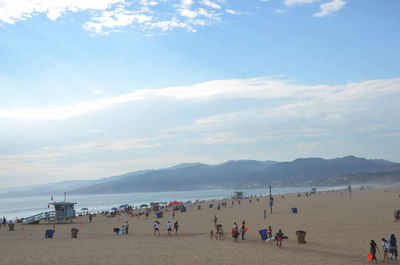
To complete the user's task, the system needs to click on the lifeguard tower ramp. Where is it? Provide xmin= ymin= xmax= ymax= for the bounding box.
xmin=24 ymin=211 xmax=56 ymax=224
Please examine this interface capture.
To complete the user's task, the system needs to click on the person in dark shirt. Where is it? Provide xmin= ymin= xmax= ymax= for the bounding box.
xmin=370 ymin=240 xmax=379 ymax=263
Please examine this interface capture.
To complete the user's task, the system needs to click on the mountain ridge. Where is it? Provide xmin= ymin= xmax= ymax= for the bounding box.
xmin=1 ymin=156 xmax=399 ymax=197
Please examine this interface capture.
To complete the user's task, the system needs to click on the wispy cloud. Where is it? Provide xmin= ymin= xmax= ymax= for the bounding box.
xmin=1 ymin=77 xmax=399 ymax=120
xmin=313 ymin=0 xmax=346 ymax=17
xmin=0 ymin=0 xmax=226 ymax=34
xmin=296 ymin=142 xmax=320 ymax=149
xmin=284 ymin=0 xmax=318 ymax=7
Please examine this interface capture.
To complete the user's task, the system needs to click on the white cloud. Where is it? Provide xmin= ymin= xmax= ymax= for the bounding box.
xmin=92 ymin=89 xmax=104 ymax=95
xmin=284 ymin=0 xmax=318 ymax=7
xmin=0 ymin=0 xmax=123 ymax=24
xmin=1 ymin=77 xmax=399 ymax=120
xmin=201 ymin=0 xmax=221 ymax=9
xmin=296 ymin=142 xmax=320 ymax=149
xmin=226 ymin=9 xmax=239 ymax=15
xmin=313 ymin=0 xmax=345 ymax=17
xmin=0 ymin=0 xmax=225 ymax=34
xmin=84 ymin=8 xmax=152 ymax=34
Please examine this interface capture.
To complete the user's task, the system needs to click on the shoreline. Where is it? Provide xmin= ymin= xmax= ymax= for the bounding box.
xmin=0 ymin=185 xmax=352 ymax=221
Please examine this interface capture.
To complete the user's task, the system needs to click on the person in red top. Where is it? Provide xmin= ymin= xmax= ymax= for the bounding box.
xmin=232 ymin=223 xmax=239 ymax=242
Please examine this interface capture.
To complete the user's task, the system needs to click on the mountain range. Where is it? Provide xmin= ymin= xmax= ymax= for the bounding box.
xmin=1 ymin=156 xmax=399 ymax=197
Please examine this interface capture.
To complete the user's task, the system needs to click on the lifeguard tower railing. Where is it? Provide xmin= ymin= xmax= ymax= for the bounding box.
xmin=24 ymin=211 xmax=56 ymax=224
xmin=24 ymin=211 xmax=75 ymax=224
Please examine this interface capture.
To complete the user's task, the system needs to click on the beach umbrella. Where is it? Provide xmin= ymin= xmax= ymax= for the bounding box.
xmin=81 ymin=208 xmax=88 ymax=211
xmin=111 ymin=207 xmax=118 ymax=211
xmin=169 ymin=201 xmax=182 ymax=206
xmin=140 ymin=204 xmax=149 ymax=208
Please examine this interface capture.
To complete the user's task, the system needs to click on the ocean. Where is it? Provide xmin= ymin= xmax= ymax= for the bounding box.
xmin=0 ymin=186 xmax=345 ymax=220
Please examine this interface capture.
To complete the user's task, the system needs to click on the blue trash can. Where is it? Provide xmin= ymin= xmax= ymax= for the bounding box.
xmin=209 ymin=204 xmax=213 ymax=208
xmin=45 ymin=229 xmax=55 ymax=238
xmin=249 ymin=199 xmax=252 ymax=203
xmin=291 ymin=207 xmax=298 ymax=214
xmin=156 ymin=212 xmax=162 ymax=218
xmin=259 ymin=229 xmax=268 ymax=240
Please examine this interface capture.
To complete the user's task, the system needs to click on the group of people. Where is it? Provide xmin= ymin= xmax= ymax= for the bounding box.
xmin=113 ymin=221 xmax=130 ymax=235
xmin=231 ymin=221 xmax=247 ymax=242
xmin=370 ymin=234 xmax=398 ymax=263
xmin=1 ymin=216 xmax=6 ymax=226
xmin=153 ymin=220 xmax=178 ymax=236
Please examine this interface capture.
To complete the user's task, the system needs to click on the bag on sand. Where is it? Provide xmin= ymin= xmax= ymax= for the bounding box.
xmin=367 ymin=253 xmax=373 ymax=261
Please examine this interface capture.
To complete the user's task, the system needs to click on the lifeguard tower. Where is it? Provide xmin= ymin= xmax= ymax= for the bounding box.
xmin=233 ymin=191 xmax=244 ymax=200
xmin=24 ymin=192 xmax=76 ymax=224
xmin=49 ymin=201 xmax=76 ymax=223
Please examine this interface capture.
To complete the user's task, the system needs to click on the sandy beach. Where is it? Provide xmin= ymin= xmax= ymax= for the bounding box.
xmin=1 ymin=186 xmax=399 ymax=265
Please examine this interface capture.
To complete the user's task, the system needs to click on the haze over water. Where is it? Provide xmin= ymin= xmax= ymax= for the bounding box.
xmin=0 ymin=187 xmax=345 ymax=220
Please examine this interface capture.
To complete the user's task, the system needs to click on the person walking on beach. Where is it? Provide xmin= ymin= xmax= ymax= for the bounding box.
xmin=89 ymin=214 xmax=92 ymax=223
xmin=264 ymin=209 xmax=267 ymax=221
xmin=241 ymin=220 xmax=246 ymax=240
xmin=381 ymin=238 xmax=390 ymax=262
xmin=394 ymin=210 xmax=399 ymax=222
xmin=172 ymin=210 xmax=175 ymax=219
xmin=174 ymin=220 xmax=179 ymax=235
xmin=389 ymin=234 xmax=398 ymax=261
xmin=370 ymin=240 xmax=379 ymax=263
xmin=232 ymin=223 xmax=239 ymax=242
xmin=167 ymin=221 xmax=172 ymax=236
xmin=213 ymin=215 xmax=218 ymax=227
xmin=125 ymin=221 xmax=129 ymax=235
xmin=154 ymin=221 xmax=160 ymax=236
xmin=3 ymin=216 xmax=6 ymax=227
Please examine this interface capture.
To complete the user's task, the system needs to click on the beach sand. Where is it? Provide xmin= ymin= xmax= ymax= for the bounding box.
xmin=1 ymin=186 xmax=399 ymax=265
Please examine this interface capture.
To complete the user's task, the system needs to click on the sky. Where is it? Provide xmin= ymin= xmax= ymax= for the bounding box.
xmin=0 ymin=0 xmax=399 ymax=188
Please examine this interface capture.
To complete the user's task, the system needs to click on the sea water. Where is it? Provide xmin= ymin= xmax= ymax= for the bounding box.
xmin=0 ymin=186 xmax=345 ymax=220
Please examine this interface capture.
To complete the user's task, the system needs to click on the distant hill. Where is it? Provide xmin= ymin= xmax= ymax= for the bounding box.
xmin=1 ymin=156 xmax=399 ymax=197
xmin=69 ymin=156 xmax=400 ymax=194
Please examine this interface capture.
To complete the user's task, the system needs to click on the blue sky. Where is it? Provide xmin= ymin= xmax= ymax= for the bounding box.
xmin=0 ymin=0 xmax=399 ymax=187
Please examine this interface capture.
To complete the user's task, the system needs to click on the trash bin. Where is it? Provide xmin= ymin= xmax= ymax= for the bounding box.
xmin=198 ymin=205 xmax=201 ymax=210
xmin=71 ymin=228 xmax=79 ymax=238
xmin=45 ymin=229 xmax=55 ymax=238
xmin=291 ymin=207 xmax=298 ymax=214
xmin=156 ymin=212 xmax=163 ymax=218
xmin=259 ymin=229 xmax=268 ymax=240
xmin=8 ymin=223 xmax=15 ymax=231
xmin=296 ymin=230 xmax=306 ymax=243
xmin=209 ymin=204 xmax=213 ymax=208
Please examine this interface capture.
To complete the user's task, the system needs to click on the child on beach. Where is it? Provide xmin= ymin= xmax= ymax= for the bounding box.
xmin=370 ymin=240 xmax=379 ymax=263
xmin=167 ymin=221 xmax=172 ymax=235
xmin=232 ymin=223 xmax=239 ymax=242
xmin=381 ymin=238 xmax=390 ymax=262
xmin=174 ymin=220 xmax=179 ymax=235
xmin=125 ymin=221 xmax=129 ymax=235
xmin=264 ymin=209 xmax=267 ymax=221
xmin=154 ymin=221 xmax=160 ymax=236
xmin=276 ymin=229 xmax=284 ymax=248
